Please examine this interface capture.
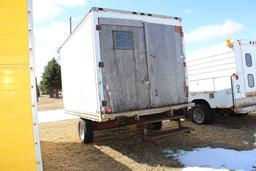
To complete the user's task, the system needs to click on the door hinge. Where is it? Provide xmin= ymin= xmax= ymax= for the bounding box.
xmin=175 ymin=26 xmax=184 ymax=37
xmin=98 ymin=61 xmax=104 ymax=68
xmin=102 ymin=100 xmax=107 ymax=106
xmin=96 ymin=24 xmax=102 ymax=31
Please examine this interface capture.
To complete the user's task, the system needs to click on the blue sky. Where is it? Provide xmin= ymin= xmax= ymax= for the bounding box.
xmin=33 ymin=0 xmax=256 ymax=79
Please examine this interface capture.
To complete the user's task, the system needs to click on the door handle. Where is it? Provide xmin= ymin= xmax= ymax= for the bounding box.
xmin=142 ymin=78 xmax=150 ymax=84
xmin=150 ymin=54 xmax=156 ymax=58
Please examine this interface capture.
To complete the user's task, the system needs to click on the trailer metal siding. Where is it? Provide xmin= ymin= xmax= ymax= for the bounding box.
xmin=60 ymin=14 xmax=100 ymax=120
xmin=0 ymin=0 xmax=42 ymax=170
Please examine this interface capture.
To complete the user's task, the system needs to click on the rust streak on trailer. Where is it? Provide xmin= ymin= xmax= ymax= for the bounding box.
xmin=102 ymin=103 xmax=194 ymax=121
xmin=246 ymin=92 xmax=256 ymax=98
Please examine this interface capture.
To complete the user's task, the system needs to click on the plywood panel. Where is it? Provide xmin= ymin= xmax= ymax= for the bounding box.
xmin=99 ymin=18 xmax=150 ymax=113
xmin=144 ymin=23 xmax=187 ymax=107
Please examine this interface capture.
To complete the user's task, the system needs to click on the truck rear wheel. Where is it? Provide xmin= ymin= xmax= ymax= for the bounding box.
xmin=78 ymin=119 xmax=94 ymax=143
xmin=190 ymin=104 xmax=215 ymax=124
xmin=147 ymin=121 xmax=162 ymax=131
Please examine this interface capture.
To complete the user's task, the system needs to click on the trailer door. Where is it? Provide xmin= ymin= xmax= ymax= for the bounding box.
xmin=99 ymin=18 xmax=150 ymax=113
xmin=242 ymin=44 xmax=256 ymax=97
xmin=144 ymin=23 xmax=187 ymax=107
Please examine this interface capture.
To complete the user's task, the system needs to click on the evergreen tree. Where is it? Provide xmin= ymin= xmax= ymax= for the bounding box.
xmin=40 ymin=58 xmax=62 ymax=98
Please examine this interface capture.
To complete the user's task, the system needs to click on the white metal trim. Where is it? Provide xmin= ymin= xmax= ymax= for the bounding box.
xmin=91 ymin=7 xmax=181 ymax=20
xmin=235 ymin=41 xmax=247 ymax=98
xmin=65 ymin=103 xmax=194 ymax=122
xmin=59 ymin=7 xmax=181 ymax=50
xmin=102 ymin=103 xmax=194 ymax=121
xmin=27 ymin=0 xmax=43 ymax=170
xmin=90 ymin=13 xmax=103 ymax=121
xmin=92 ymin=12 xmax=105 ymax=118
xmin=64 ymin=110 xmax=100 ymax=121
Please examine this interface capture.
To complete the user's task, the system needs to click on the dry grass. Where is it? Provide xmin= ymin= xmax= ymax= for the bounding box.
xmin=37 ymin=95 xmax=63 ymax=111
xmin=40 ymin=113 xmax=256 ymax=171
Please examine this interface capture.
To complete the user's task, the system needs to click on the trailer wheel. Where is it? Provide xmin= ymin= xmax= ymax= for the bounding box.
xmin=238 ymin=113 xmax=248 ymax=116
xmin=78 ymin=119 xmax=94 ymax=143
xmin=190 ymin=104 xmax=214 ymax=124
xmin=147 ymin=121 xmax=162 ymax=131
xmin=229 ymin=112 xmax=248 ymax=117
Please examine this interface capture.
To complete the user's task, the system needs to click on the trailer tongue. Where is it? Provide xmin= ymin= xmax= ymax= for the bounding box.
xmin=140 ymin=113 xmax=193 ymax=142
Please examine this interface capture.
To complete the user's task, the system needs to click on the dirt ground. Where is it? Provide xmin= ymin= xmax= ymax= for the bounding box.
xmin=37 ymin=95 xmax=64 ymax=111
xmin=40 ymin=112 xmax=256 ymax=171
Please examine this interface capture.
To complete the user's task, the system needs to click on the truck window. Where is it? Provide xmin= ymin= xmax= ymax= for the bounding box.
xmin=245 ymin=53 xmax=252 ymax=67
xmin=248 ymin=74 xmax=254 ymax=88
xmin=113 ymin=31 xmax=133 ymax=50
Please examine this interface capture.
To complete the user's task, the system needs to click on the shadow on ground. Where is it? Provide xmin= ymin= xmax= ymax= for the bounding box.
xmin=40 ymin=113 xmax=256 ymax=170
xmin=40 ymin=141 xmax=132 ymax=171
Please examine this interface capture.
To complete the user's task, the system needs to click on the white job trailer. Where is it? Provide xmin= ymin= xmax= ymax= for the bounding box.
xmin=187 ymin=39 xmax=256 ymax=124
xmin=60 ymin=7 xmax=193 ymax=143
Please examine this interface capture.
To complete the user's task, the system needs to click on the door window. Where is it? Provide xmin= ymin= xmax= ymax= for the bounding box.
xmin=248 ymin=74 xmax=254 ymax=88
xmin=245 ymin=53 xmax=252 ymax=67
xmin=113 ymin=31 xmax=133 ymax=50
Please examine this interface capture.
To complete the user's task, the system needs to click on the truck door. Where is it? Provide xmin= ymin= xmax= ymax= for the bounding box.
xmin=144 ymin=23 xmax=187 ymax=107
xmin=99 ymin=18 xmax=150 ymax=112
xmin=241 ymin=43 xmax=256 ymax=97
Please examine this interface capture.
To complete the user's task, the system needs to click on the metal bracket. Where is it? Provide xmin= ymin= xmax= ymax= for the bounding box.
xmin=102 ymin=100 xmax=107 ymax=106
xmin=96 ymin=24 xmax=102 ymax=31
xmin=98 ymin=61 xmax=104 ymax=68
xmin=175 ymin=26 xmax=184 ymax=37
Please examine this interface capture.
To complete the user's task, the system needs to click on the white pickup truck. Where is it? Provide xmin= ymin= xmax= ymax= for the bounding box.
xmin=187 ymin=39 xmax=256 ymax=124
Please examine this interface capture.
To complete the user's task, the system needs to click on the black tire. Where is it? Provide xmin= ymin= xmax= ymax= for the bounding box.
xmin=147 ymin=121 xmax=162 ymax=131
xmin=190 ymin=103 xmax=215 ymax=125
xmin=239 ymin=113 xmax=248 ymax=116
xmin=229 ymin=112 xmax=248 ymax=117
xmin=78 ymin=119 xmax=94 ymax=143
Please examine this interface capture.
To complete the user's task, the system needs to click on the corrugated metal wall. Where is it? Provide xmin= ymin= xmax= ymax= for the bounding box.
xmin=0 ymin=0 xmax=39 ymax=170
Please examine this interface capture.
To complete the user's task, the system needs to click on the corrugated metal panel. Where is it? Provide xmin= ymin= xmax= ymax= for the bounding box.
xmin=0 ymin=0 xmax=39 ymax=170
xmin=187 ymin=43 xmax=236 ymax=92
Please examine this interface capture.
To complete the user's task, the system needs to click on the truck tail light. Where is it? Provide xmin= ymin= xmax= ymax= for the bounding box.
xmin=226 ymin=39 xmax=233 ymax=48
xmin=105 ymin=107 xmax=113 ymax=114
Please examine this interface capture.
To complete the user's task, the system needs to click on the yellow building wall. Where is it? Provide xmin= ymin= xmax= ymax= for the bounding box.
xmin=0 ymin=0 xmax=39 ymax=170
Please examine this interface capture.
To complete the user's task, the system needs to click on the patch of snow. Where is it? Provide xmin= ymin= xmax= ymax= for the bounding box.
xmin=242 ymin=141 xmax=249 ymax=145
xmin=242 ymin=141 xmax=248 ymax=145
xmin=163 ymin=147 xmax=256 ymax=171
xmin=38 ymin=109 xmax=78 ymax=123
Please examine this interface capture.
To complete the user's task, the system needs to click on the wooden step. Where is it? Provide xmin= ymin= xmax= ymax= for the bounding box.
xmin=144 ymin=127 xmax=193 ymax=141
xmin=140 ymin=114 xmax=185 ymax=125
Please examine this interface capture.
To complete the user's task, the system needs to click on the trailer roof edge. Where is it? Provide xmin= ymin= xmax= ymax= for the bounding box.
xmin=58 ymin=7 xmax=182 ymax=51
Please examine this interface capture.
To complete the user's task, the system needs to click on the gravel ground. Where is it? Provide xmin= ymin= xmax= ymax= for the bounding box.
xmin=38 ymin=95 xmax=64 ymax=111
xmin=39 ymin=113 xmax=256 ymax=171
